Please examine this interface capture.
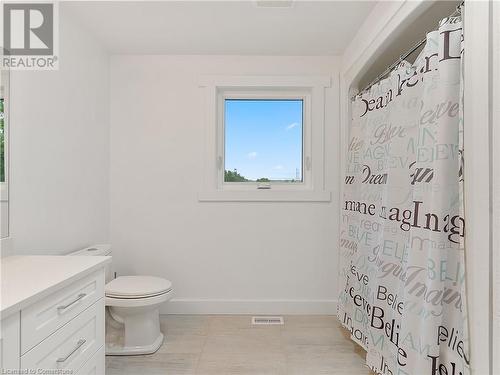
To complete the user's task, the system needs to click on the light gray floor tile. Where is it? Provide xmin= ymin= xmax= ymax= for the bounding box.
xmin=106 ymin=353 xmax=200 ymax=375
xmin=284 ymin=345 xmax=371 ymax=375
xmin=157 ymin=333 xmax=207 ymax=354
xmin=208 ymin=315 xmax=281 ymax=335
xmin=283 ymin=315 xmax=339 ymax=329
xmin=281 ymin=327 xmax=349 ymax=347
xmin=161 ymin=314 xmax=210 ymax=335
xmin=196 ymin=351 xmax=287 ymax=375
xmin=105 ymin=314 xmax=373 ymax=375
xmin=203 ymin=330 xmax=282 ymax=355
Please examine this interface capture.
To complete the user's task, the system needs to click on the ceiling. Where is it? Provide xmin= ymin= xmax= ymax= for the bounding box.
xmin=64 ymin=1 xmax=377 ymax=55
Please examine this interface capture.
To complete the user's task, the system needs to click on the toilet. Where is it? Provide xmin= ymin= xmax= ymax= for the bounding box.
xmin=69 ymin=244 xmax=173 ymax=355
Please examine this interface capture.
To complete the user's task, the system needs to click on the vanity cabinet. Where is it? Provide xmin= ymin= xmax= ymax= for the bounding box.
xmin=0 ymin=313 xmax=20 ymax=370
xmin=1 ymin=256 xmax=110 ymax=374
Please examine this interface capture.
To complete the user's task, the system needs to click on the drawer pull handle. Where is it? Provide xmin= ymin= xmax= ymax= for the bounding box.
xmin=57 ymin=293 xmax=86 ymax=312
xmin=56 ymin=338 xmax=86 ymax=363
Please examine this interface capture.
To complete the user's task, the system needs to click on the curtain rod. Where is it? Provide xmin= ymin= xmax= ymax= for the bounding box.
xmin=351 ymin=0 xmax=464 ymax=101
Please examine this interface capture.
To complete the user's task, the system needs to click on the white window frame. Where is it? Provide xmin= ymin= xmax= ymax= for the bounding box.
xmin=198 ymin=75 xmax=331 ymax=202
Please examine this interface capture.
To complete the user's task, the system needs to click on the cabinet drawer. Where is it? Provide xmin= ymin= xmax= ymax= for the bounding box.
xmin=76 ymin=345 xmax=104 ymax=375
xmin=0 ymin=313 xmax=20 ymax=371
xmin=21 ymin=269 xmax=104 ymax=353
xmin=21 ymin=299 xmax=104 ymax=374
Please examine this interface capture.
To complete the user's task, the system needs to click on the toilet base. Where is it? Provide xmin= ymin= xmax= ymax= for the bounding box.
xmin=105 ymin=298 xmax=170 ymax=356
xmin=106 ymin=332 xmax=164 ymax=356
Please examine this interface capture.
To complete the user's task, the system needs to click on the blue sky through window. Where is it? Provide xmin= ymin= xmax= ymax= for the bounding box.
xmin=224 ymin=99 xmax=303 ymax=182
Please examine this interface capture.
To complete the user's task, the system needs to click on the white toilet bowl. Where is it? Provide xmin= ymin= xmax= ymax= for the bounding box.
xmin=105 ymin=276 xmax=173 ymax=355
xmin=68 ymin=245 xmax=174 ymax=356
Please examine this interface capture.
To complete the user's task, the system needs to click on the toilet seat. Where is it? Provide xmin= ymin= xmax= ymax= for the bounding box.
xmin=105 ymin=276 xmax=172 ymax=299
xmin=105 ymin=290 xmax=172 ymax=308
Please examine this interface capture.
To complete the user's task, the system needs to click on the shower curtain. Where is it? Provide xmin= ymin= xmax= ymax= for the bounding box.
xmin=337 ymin=15 xmax=469 ymax=375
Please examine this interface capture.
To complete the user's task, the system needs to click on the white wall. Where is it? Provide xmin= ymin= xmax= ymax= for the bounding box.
xmin=110 ymin=55 xmax=340 ymax=314
xmin=1 ymin=6 xmax=110 ymax=256
xmin=494 ymin=2 xmax=500 ymax=372
xmin=463 ymin=2 xmax=495 ymax=374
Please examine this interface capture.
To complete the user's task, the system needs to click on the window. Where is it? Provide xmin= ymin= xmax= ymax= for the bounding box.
xmin=224 ymin=99 xmax=304 ymax=184
xmin=199 ymin=75 xmax=332 ymax=202
xmin=217 ymin=89 xmax=312 ymax=192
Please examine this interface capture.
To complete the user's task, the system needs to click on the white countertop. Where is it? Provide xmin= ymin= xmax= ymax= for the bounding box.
xmin=1 ymin=255 xmax=111 ymax=318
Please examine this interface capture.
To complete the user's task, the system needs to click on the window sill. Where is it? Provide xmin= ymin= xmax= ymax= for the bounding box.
xmin=198 ymin=190 xmax=331 ymax=202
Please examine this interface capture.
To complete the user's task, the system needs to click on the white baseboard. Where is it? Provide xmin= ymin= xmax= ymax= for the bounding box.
xmin=160 ymin=298 xmax=338 ymax=315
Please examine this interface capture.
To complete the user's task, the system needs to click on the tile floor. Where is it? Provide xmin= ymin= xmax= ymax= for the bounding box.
xmin=106 ymin=315 xmax=372 ymax=375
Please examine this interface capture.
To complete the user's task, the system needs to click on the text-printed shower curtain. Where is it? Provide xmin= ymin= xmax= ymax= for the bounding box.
xmin=337 ymin=15 xmax=469 ymax=375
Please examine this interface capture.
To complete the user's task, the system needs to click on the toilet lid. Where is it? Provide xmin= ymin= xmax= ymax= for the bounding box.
xmin=106 ymin=276 xmax=172 ymax=298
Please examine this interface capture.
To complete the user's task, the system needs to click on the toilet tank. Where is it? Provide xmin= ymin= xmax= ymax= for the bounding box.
xmin=68 ymin=244 xmax=114 ymax=283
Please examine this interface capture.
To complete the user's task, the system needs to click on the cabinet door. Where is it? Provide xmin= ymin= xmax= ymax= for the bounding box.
xmin=21 ymin=269 xmax=104 ymax=354
xmin=0 ymin=312 xmax=20 ymax=371
xmin=21 ymin=299 xmax=104 ymax=374
xmin=76 ymin=346 xmax=104 ymax=375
